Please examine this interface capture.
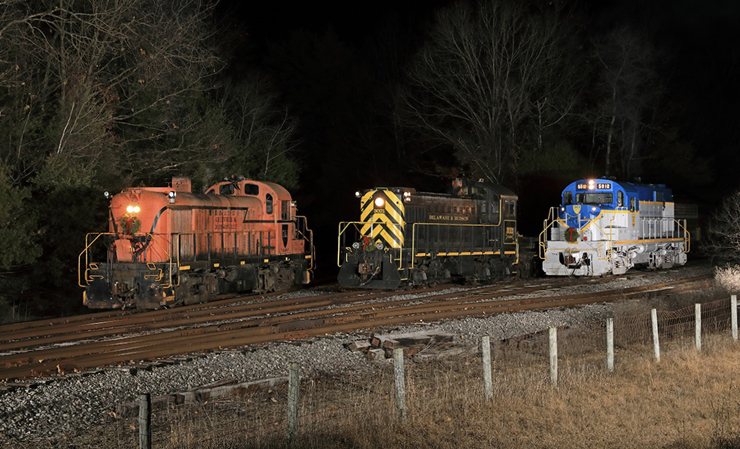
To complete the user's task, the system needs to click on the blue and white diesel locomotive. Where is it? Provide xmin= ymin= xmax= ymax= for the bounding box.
xmin=539 ymin=178 xmax=690 ymax=276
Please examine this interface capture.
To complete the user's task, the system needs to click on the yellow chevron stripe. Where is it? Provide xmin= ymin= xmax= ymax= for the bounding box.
xmin=358 ymin=189 xmax=406 ymax=249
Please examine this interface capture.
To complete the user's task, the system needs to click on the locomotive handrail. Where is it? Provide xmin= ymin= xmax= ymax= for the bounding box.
xmin=337 ymin=221 xmax=362 ymax=267
xmin=173 ymin=229 xmax=279 ymax=265
xmin=296 ymin=215 xmax=315 ymax=271
xmin=538 ymin=207 xmax=560 ymax=259
xmin=674 ymin=218 xmax=691 ymax=253
xmin=410 ymin=222 xmax=507 ymax=269
xmin=337 ymin=221 xmax=403 ymax=267
xmin=78 ymin=232 xmax=108 ymax=287
xmin=79 ymin=231 xmax=177 ymax=288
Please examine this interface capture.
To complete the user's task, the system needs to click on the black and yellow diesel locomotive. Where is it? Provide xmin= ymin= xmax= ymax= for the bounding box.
xmin=337 ymin=179 xmax=519 ymax=289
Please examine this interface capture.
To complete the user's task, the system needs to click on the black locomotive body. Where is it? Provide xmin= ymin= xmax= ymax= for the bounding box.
xmin=337 ymin=179 xmax=519 ymax=289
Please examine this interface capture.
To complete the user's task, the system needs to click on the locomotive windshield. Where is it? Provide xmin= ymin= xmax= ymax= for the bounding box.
xmin=575 ymin=193 xmax=613 ymax=205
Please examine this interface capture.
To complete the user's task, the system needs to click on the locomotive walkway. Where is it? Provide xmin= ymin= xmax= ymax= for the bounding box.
xmin=0 ymin=272 xmax=713 ymax=382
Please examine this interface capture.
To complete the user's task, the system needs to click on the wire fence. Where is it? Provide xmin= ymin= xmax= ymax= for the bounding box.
xmin=77 ymin=295 xmax=739 ymax=449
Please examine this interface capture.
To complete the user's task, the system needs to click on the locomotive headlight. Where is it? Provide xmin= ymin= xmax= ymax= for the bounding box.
xmin=126 ymin=205 xmax=141 ymax=214
xmin=375 ymin=241 xmax=384 ymax=250
xmin=588 ymin=179 xmax=595 ymax=190
xmin=403 ymin=191 xmax=412 ymax=202
xmin=103 ymin=191 xmax=111 ymax=200
xmin=355 ymin=191 xmax=361 ymax=198
xmin=591 ymin=206 xmax=597 ymax=212
xmin=352 ymin=242 xmax=360 ymax=250
xmin=374 ymin=197 xmax=385 ymax=208
xmin=168 ymin=191 xmax=176 ymax=204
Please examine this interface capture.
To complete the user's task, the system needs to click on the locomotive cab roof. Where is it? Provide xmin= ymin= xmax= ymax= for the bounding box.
xmin=563 ymin=178 xmax=673 ymax=204
xmin=356 ymin=180 xmax=517 ymax=200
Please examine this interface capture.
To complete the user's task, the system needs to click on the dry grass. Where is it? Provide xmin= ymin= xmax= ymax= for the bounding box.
xmin=715 ymin=265 xmax=740 ymax=294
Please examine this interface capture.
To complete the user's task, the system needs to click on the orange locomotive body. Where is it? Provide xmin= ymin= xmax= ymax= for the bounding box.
xmin=79 ymin=176 xmax=314 ymax=309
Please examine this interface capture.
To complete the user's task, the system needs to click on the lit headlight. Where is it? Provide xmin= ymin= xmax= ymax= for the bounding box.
xmin=403 ymin=191 xmax=411 ymax=202
xmin=588 ymin=179 xmax=595 ymax=190
xmin=168 ymin=191 xmax=176 ymax=204
xmin=355 ymin=191 xmax=361 ymax=198
xmin=103 ymin=191 xmax=111 ymax=200
xmin=591 ymin=206 xmax=597 ymax=212
xmin=126 ymin=205 xmax=141 ymax=214
xmin=374 ymin=197 xmax=385 ymax=208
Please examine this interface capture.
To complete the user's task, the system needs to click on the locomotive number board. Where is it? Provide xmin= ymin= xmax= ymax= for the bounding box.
xmin=576 ymin=182 xmax=611 ymax=190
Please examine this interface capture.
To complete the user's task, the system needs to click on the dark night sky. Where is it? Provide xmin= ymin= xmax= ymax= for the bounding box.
xmin=217 ymin=0 xmax=740 ymax=176
xmin=214 ymin=0 xmax=740 ymax=264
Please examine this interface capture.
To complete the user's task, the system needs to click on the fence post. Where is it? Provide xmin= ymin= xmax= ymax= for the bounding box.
xmin=695 ymin=304 xmax=702 ymax=352
xmin=287 ymin=362 xmax=299 ymax=444
xmin=651 ymin=309 xmax=660 ymax=362
xmin=549 ymin=327 xmax=558 ymax=386
xmin=606 ymin=318 xmax=614 ymax=373
xmin=732 ymin=295 xmax=738 ymax=341
xmin=139 ymin=393 xmax=151 ymax=449
xmin=482 ymin=335 xmax=493 ymax=400
xmin=393 ymin=348 xmax=406 ymax=420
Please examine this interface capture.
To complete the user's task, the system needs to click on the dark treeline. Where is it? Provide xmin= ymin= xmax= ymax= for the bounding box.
xmin=0 ymin=0 xmax=734 ymax=319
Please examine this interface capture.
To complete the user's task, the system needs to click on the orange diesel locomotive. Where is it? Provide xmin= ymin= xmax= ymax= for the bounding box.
xmin=79 ymin=176 xmax=314 ymax=309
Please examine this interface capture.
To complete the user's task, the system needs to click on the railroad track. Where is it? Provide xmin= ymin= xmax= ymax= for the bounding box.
xmin=0 ymin=273 xmax=712 ymax=382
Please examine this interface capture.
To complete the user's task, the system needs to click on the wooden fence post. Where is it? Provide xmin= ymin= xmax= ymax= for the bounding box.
xmin=287 ymin=362 xmax=299 ymax=444
xmin=651 ymin=309 xmax=660 ymax=362
xmin=732 ymin=295 xmax=738 ymax=341
xmin=606 ymin=317 xmax=614 ymax=373
xmin=695 ymin=304 xmax=702 ymax=352
xmin=482 ymin=335 xmax=493 ymax=400
xmin=139 ymin=393 xmax=151 ymax=449
xmin=549 ymin=327 xmax=558 ymax=386
xmin=393 ymin=348 xmax=406 ymax=420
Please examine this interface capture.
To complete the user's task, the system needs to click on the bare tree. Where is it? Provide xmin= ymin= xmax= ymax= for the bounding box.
xmin=0 ymin=0 xmax=226 ymax=187
xmin=399 ymin=0 xmax=582 ymax=184
xmin=223 ymin=75 xmax=300 ymax=186
xmin=591 ymin=25 xmax=663 ymax=178
xmin=705 ymin=190 xmax=740 ymax=265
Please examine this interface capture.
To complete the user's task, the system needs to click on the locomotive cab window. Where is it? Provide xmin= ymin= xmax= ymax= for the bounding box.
xmin=630 ymin=197 xmax=636 ymax=211
xmin=266 ymin=194 xmax=273 ymax=214
xmin=504 ymin=200 xmax=516 ymax=217
xmin=617 ymin=191 xmax=624 ymax=207
xmin=243 ymin=183 xmax=259 ymax=195
xmin=219 ymin=183 xmax=235 ymax=195
xmin=281 ymin=200 xmax=289 ymax=220
xmin=576 ymin=193 xmax=613 ymax=205
xmin=563 ymin=192 xmax=572 ymax=205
